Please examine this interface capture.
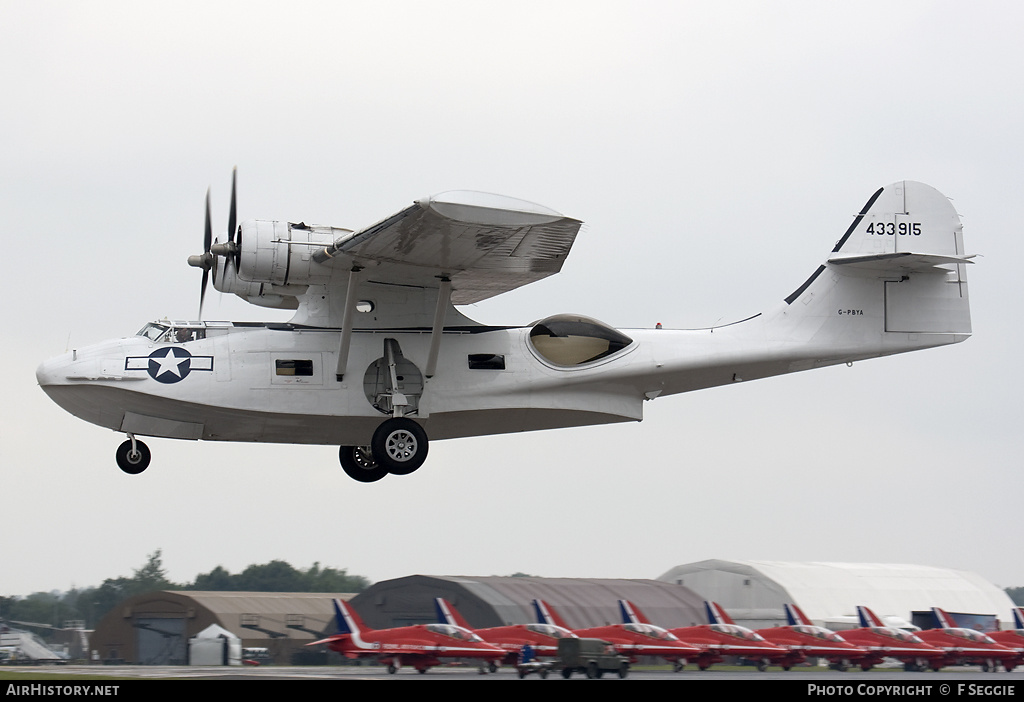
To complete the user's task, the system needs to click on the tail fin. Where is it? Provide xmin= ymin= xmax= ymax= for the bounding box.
xmin=856 ymin=605 xmax=885 ymax=628
xmin=932 ymin=607 xmax=958 ymax=629
xmin=434 ymin=597 xmax=472 ymax=629
xmin=1012 ymin=607 xmax=1024 ymax=630
xmin=781 ymin=181 xmax=972 ymax=345
xmin=618 ymin=600 xmax=651 ymax=625
xmin=784 ymin=603 xmax=813 ymax=627
xmin=333 ymin=598 xmax=368 ymax=635
xmin=532 ymin=599 xmax=571 ymax=629
xmin=705 ymin=601 xmax=735 ymax=626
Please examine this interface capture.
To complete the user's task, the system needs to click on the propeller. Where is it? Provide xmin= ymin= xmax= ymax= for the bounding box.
xmin=188 ymin=168 xmax=240 ymax=319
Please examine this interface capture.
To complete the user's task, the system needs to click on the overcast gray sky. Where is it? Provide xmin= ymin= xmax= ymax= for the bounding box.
xmin=3 ymin=1 xmax=1022 ymax=601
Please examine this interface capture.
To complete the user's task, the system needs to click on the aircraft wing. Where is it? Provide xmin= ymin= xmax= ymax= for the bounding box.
xmin=314 ymin=190 xmax=583 ymax=304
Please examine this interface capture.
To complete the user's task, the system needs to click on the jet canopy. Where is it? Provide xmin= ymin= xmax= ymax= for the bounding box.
xmin=623 ymin=623 xmax=681 ymax=640
xmin=710 ymin=624 xmax=767 ymax=641
xmin=525 ymin=623 xmax=576 ymax=639
xmin=425 ymin=624 xmax=485 ymax=642
xmin=792 ymin=625 xmax=848 ymax=642
xmin=870 ymin=627 xmax=926 ymax=643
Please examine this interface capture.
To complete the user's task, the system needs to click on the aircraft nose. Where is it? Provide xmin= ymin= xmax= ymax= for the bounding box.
xmin=36 ymin=352 xmax=71 ymax=387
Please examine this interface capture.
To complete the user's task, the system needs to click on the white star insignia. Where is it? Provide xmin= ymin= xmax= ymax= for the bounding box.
xmin=151 ymin=348 xmax=188 ymax=378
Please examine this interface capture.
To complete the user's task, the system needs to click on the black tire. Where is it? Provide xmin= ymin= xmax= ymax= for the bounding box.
xmin=371 ymin=418 xmax=428 ymax=475
xmin=116 ymin=439 xmax=151 ymax=474
xmin=540 ymin=669 xmax=548 ymax=679
xmin=561 ymin=668 xmax=571 ymax=679
xmin=339 ymin=446 xmax=388 ymax=483
xmin=618 ymin=663 xmax=628 ymax=679
xmin=757 ymin=660 xmax=768 ymax=672
xmin=586 ymin=661 xmax=598 ymax=679
xmin=488 ymin=661 xmax=497 ymax=674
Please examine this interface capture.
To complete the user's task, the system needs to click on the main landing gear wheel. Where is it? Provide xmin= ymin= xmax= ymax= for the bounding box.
xmin=339 ymin=446 xmax=388 ymax=483
xmin=371 ymin=418 xmax=428 ymax=475
xmin=116 ymin=439 xmax=151 ymax=474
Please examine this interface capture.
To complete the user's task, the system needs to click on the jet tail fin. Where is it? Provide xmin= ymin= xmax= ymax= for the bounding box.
xmin=705 ymin=601 xmax=735 ymax=626
xmin=1012 ymin=607 xmax=1024 ymax=630
xmin=332 ymin=598 xmax=368 ymax=635
xmin=932 ymin=607 xmax=958 ymax=629
xmin=856 ymin=605 xmax=885 ymax=628
xmin=532 ymin=599 xmax=571 ymax=629
xmin=784 ymin=603 xmax=813 ymax=627
xmin=434 ymin=597 xmax=472 ymax=629
xmin=618 ymin=600 xmax=651 ymax=625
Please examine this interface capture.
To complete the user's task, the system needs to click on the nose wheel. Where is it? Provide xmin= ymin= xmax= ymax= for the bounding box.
xmin=116 ymin=438 xmax=151 ymax=474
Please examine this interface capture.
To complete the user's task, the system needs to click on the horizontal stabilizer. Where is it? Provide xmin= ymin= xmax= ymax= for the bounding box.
xmin=828 ymin=251 xmax=976 ymax=271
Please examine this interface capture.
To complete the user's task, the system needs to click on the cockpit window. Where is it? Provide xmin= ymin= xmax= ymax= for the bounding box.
xmin=137 ymin=322 xmax=205 ymax=344
xmin=529 ymin=314 xmax=633 ymax=367
xmin=137 ymin=323 xmax=169 ymax=342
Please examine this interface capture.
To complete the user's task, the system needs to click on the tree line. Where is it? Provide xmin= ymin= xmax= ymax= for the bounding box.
xmin=0 ymin=550 xmax=370 ymax=636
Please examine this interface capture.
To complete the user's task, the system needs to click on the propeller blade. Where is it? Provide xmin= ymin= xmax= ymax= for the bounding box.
xmin=228 ymin=167 xmax=237 ymax=245
xmin=201 ymin=189 xmax=212 ymax=319
xmin=228 ymin=167 xmax=240 ymax=270
xmin=200 ymin=268 xmax=208 ymax=320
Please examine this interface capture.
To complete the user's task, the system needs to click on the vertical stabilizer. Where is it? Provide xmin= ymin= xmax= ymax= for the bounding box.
xmin=532 ymin=599 xmax=571 ymax=629
xmin=618 ymin=600 xmax=651 ymax=625
xmin=932 ymin=607 xmax=958 ymax=629
xmin=784 ymin=603 xmax=814 ymax=627
xmin=856 ymin=605 xmax=885 ymax=628
xmin=705 ymin=601 xmax=735 ymax=626
xmin=434 ymin=597 xmax=472 ymax=629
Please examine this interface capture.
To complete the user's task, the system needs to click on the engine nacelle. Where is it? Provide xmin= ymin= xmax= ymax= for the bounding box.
xmin=236 ymin=220 xmax=342 ymax=287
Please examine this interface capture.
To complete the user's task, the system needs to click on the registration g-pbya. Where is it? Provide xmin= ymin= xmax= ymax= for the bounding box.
xmin=36 ymin=173 xmax=974 ymax=481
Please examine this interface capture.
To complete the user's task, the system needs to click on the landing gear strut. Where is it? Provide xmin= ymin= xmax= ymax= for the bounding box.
xmin=116 ymin=435 xmax=151 ymax=474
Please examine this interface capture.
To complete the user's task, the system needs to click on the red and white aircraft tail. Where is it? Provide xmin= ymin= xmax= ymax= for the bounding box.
xmin=618 ymin=600 xmax=652 ymax=625
xmin=434 ymin=597 xmax=473 ymax=629
xmin=784 ymin=603 xmax=814 ymax=627
xmin=705 ymin=601 xmax=736 ymax=626
xmin=309 ymin=598 xmax=366 ymax=646
xmin=532 ymin=599 xmax=572 ymax=629
xmin=1013 ymin=607 xmax=1024 ymax=630
xmin=931 ymin=607 xmax=958 ymax=629
xmin=856 ymin=605 xmax=886 ymax=628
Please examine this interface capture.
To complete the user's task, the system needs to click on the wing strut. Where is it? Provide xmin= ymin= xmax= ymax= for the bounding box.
xmin=425 ymin=278 xmax=452 ymax=379
xmin=335 ymin=266 xmax=363 ymax=381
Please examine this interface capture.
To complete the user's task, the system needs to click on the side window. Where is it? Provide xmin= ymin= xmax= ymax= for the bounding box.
xmin=468 ymin=354 xmax=505 ymax=370
xmin=275 ymin=359 xmax=314 ymax=376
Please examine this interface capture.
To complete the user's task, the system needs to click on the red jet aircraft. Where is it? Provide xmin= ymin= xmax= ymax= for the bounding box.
xmin=309 ymin=598 xmax=503 ymax=674
xmin=838 ymin=605 xmax=944 ymax=671
xmin=989 ymin=607 xmax=1024 ymax=672
xmin=755 ymin=604 xmax=866 ymax=671
xmin=434 ymin=597 xmax=578 ymax=670
xmin=916 ymin=607 xmax=1017 ymax=672
xmin=532 ymin=599 xmax=700 ymax=665
xmin=656 ymin=601 xmax=788 ymax=671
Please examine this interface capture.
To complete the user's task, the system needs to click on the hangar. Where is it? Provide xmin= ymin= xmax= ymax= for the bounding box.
xmin=657 ymin=560 xmax=1017 ymax=631
xmin=88 ymin=591 xmax=354 ymax=664
xmin=345 ymin=575 xmax=705 ymax=630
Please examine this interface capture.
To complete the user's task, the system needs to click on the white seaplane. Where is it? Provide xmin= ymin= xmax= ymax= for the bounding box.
xmin=36 ymin=175 xmax=973 ymax=482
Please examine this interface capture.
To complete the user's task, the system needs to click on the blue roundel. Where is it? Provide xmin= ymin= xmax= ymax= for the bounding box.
xmin=147 ymin=347 xmax=193 ymax=383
